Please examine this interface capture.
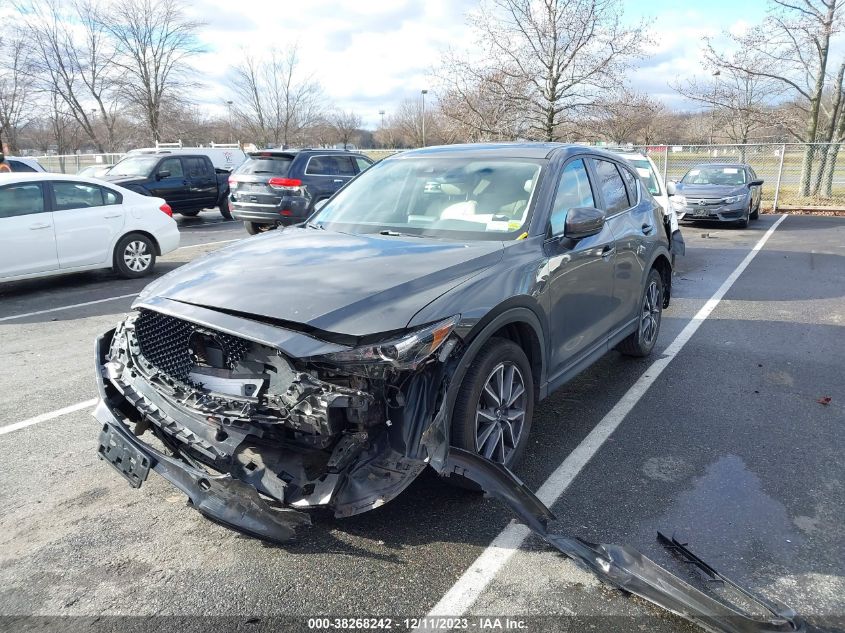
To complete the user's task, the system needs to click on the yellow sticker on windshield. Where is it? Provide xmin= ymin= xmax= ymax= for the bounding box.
xmin=508 ymin=220 xmax=522 ymax=231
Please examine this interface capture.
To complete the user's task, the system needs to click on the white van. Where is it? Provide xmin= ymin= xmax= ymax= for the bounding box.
xmin=126 ymin=144 xmax=246 ymax=172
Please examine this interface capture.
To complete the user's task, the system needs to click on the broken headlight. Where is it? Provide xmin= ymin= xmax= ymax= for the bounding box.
xmin=310 ymin=315 xmax=460 ymax=370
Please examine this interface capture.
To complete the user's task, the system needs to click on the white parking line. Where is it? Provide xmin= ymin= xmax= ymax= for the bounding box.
xmin=0 ymin=398 xmax=98 ymax=436
xmin=0 ymin=239 xmax=239 ymax=324
xmin=421 ymin=214 xmax=787 ymax=623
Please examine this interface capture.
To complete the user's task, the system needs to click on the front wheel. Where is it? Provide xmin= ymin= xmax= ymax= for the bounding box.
xmin=179 ymin=209 xmax=200 ymax=217
xmin=616 ymin=268 xmax=663 ymax=357
xmin=113 ymin=233 xmax=156 ymax=278
xmin=451 ymin=337 xmax=534 ymax=472
xmin=750 ymin=200 xmax=760 ymax=220
xmin=244 ymin=221 xmax=274 ymax=235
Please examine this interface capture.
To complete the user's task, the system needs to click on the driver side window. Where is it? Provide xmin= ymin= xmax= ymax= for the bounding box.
xmin=549 ymin=159 xmax=595 ymax=236
xmin=159 ymin=158 xmax=183 ymax=178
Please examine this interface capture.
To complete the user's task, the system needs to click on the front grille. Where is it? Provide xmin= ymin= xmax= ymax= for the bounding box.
xmin=134 ymin=309 xmax=251 ymax=380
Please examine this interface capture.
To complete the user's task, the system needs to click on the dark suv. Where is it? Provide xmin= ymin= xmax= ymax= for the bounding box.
xmin=228 ymin=149 xmax=373 ymax=234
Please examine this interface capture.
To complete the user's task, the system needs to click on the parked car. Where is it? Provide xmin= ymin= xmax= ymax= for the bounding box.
xmin=94 ymin=143 xmax=673 ymax=543
xmin=1 ymin=155 xmax=47 ymax=172
xmin=668 ymin=163 xmax=763 ymax=228
xmin=105 ymin=153 xmax=233 ymax=219
xmin=228 ymin=148 xmax=374 ymax=234
xmin=611 ymin=149 xmax=684 ymax=260
xmin=0 ymin=173 xmax=179 ymax=282
xmin=77 ymin=163 xmax=115 ymax=178
xmin=126 ymin=146 xmax=246 ymax=172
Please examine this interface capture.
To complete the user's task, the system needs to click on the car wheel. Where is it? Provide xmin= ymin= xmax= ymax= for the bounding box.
xmin=244 ymin=221 xmax=273 ymax=235
xmin=219 ymin=195 xmax=233 ymax=220
xmin=180 ymin=210 xmax=200 ymax=217
xmin=617 ymin=268 xmax=663 ymax=357
xmin=750 ymin=200 xmax=760 ymax=220
xmin=114 ymin=233 xmax=156 ymax=278
xmin=451 ymin=337 xmax=534 ymax=473
xmin=736 ymin=211 xmax=749 ymax=228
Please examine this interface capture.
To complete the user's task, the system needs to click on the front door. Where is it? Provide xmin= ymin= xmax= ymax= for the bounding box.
xmin=0 ymin=181 xmax=57 ymax=278
xmin=546 ymin=157 xmax=617 ymax=380
xmin=147 ymin=157 xmax=189 ymax=210
xmin=183 ymin=156 xmax=217 ymax=208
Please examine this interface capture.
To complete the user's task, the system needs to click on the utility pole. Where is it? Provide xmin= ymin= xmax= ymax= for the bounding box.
xmin=421 ymin=89 xmax=428 ymax=147
xmin=226 ymin=101 xmax=234 ymax=144
xmin=709 ymin=70 xmax=720 ymax=151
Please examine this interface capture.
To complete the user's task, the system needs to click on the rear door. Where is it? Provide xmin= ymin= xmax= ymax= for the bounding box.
xmin=146 ymin=157 xmax=189 ymax=210
xmin=0 ymin=181 xmax=58 ymax=277
xmin=303 ymin=155 xmax=357 ymax=205
xmin=353 ymin=156 xmax=374 ymax=174
xmin=184 ymin=156 xmax=217 ymax=208
xmin=50 ymin=181 xmax=126 ymax=268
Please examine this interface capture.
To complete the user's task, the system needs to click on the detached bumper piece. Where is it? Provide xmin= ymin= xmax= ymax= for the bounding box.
xmin=444 ymin=449 xmax=806 ymax=633
xmin=95 ymin=400 xmax=310 ymax=544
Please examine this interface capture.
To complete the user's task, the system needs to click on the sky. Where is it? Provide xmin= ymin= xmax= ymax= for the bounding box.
xmin=186 ymin=0 xmax=770 ymax=128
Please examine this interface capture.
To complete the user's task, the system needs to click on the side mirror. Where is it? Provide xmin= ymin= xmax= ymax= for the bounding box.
xmin=748 ymin=179 xmax=764 ymax=187
xmin=313 ymin=199 xmax=328 ymax=212
xmin=666 ymin=181 xmax=677 ymax=196
xmin=564 ymin=207 xmax=606 ymax=240
xmin=156 ymin=170 xmax=171 ymax=180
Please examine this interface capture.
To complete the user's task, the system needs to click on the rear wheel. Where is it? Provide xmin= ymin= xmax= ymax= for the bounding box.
xmin=244 ymin=221 xmax=273 ymax=235
xmin=180 ymin=209 xmax=200 ymax=217
xmin=451 ymin=338 xmax=534 ymax=473
xmin=617 ymin=268 xmax=663 ymax=357
xmin=113 ymin=233 xmax=156 ymax=278
xmin=219 ymin=194 xmax=233 ymax=220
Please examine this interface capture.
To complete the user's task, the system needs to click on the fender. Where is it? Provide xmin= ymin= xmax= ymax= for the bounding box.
xmin=444 ymin=303 xmax=548 ymax=439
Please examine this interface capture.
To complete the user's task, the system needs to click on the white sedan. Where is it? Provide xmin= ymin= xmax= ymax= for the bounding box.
xmin=0 ymin=173 xmax=180 ymax=282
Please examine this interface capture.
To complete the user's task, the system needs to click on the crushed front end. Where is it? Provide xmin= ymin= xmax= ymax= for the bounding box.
xmin=94 ymin=301 xmax=460 ymax=542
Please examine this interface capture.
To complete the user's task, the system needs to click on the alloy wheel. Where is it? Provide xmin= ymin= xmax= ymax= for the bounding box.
xmin=475 ymin=361 xmax=526 ymax=464
xmin=124 ymin=240 xmax=152 ymax=272
xmin=640 ymin=280 xmax=661 ymax=346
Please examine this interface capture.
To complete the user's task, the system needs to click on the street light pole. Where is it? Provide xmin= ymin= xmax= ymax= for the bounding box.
xmin=421 ymin=89 xmax=428 ymax=147
xmin=226 ymin=100 xmax=234 ymax=144
xmin=709 ymin=70 xmax=720 ymax=150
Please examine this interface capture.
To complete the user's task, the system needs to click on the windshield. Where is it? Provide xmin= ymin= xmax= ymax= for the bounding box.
xmin=630 ymin=159 xmax=660 ymax=195
xmin=110 ymin=156 xmax=159 ymax=177
xmin=682 ymin=166 xmax=747 ymax=186
xmin=310 ymin=157 xmax=543 ymax=240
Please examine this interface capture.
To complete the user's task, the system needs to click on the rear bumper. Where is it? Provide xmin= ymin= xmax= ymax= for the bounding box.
xmin=230 ymin=195 xmax=309 ymax=226
xmin=155 ymin=224 xmax=181 ymax=255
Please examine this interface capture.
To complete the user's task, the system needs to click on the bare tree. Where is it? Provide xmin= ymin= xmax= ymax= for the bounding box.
xmin=15 ymin=0 xmax=125 ymax=151
xmin=584 ymin=88 xmax=668 ymax=145
xmin=0 ymin=34 xmax=35 ymax=153
xmin=231 ymin=46 xmax=324 ymax=148
xmin=439 ymin=0 xmax=648 ymax=141
xmin=103 ymin=0 xmax=204 ymax=143
xmin=707 ymin=0 xmax=844 ymax=195
xmin=327 ymin=110 xmax=362 ymax=149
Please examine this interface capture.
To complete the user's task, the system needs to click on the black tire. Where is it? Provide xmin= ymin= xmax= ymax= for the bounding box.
xmin=736 ymin=214 xmax=749 ymax=228
xmin=180 ymin=209 xmax=200 ymax=217
xmin=616 ymin=268 xmax=663 ymax=357
xmin=113 ymin=233 xmax=156 ymax=279
xmin=219 ymin=194 xmax=233 ymax=220
xmin=244 ymin=221 xmax=274 ymax=235
xmin=450 ymin=337 xmax=535 ymax=474
xmin=750 ymin=200 xmax=760 ymax=220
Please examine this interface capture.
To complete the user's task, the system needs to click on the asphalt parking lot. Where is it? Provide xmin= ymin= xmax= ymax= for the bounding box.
xmin=0 ymin=211 xmax=843 ymax=632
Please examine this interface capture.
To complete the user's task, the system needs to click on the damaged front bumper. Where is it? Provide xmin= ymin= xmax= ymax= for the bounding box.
xmin=94 ymin=304 xmax=455 ymax=542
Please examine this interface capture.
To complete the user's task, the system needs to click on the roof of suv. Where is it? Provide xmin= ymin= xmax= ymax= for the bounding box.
xmin=247 ymin=148 xmax=369 ymax=157
xmin=396 ymin=142 xmax=631 ymax=161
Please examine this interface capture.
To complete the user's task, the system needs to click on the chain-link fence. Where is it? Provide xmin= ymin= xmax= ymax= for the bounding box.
xmin=28 ymin=153 xmax=126 ymax=174
xmin=632 ymin=143 xmax=845 ymax=210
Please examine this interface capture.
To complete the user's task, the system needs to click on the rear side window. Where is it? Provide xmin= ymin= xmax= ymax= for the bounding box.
xmin=53 ymin=181 xmax=105 ymax=210
xmin=592 ymin=159 xmax=630 ymax=214
xmin=0 ymin=183 xmax=46 ymax=217
xmin=9 ymin=160 xmax=37 ymax=172
xmin=619 ymin=166 xmax=639 ymax=205
xmin=103 ymin=187 xmax=122 ymax=205
xmin=184 ymin=157 xmax=208 ymax=178
xmin=354 ymin=157 xmax=373 ymax=173
xmin=306 ymin=155 xmax=356 ymax=176
xmin=235 ymin=155 xmax=293 ymax=176
xmin=549 ymin=159 xmax=595 ymax=236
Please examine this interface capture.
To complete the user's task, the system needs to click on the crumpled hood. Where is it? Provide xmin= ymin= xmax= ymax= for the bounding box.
xmin=136 ymin=227 xmax=504 ymax=337
xmin=674 ymin=183 xmax=748 ymax=198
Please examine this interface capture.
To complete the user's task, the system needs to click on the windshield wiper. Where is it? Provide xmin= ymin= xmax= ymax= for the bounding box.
xmin=306 ymin=222 xmax=325 ymax=230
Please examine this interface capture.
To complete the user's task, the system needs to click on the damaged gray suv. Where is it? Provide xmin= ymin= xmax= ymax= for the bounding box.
xmin=94 ymin=143 xmax=673 ymax=543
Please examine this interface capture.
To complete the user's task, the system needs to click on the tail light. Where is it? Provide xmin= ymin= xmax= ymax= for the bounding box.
xmin=160 ymin=203 xmax=173 ymax=217
xmin=228 ymin=177 xmax=238 ymax=189
xmin=268 ymin=177 xmax=303 ymax=192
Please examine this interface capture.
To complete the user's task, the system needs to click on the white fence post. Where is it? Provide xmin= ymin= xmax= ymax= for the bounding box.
xmin=772 ymin=144 xmax=786 ymax=212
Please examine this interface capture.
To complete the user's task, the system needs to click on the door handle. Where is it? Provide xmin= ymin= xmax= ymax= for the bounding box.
xmin=333 ymin=179 xmax=343 ymax=183
xmin=601 ymin=245 xmax=616 ymax=259
xmin=182 ymin=180 xmax=190 ymax=185
xmin=641 ymin=223 xmax=654 ymax=235
xmin=29 ymin=222 xmax=51 ymax=230
xmin=103 ymin=213 xmax=121 ymax=218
